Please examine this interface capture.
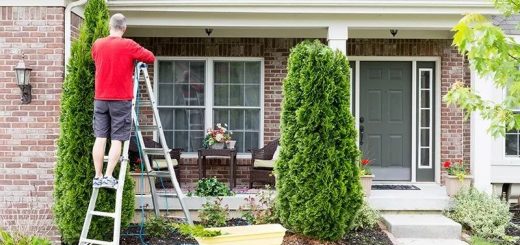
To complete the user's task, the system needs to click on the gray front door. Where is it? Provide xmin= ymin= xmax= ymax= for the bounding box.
xmin=360 ymin=62 xmax=412 ymax=181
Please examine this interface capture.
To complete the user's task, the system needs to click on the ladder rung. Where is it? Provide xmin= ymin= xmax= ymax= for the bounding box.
xmin=157 ymin=193 xmax=178 ymax=197
xmin=148 ymin=171 xmax=170 ymax=177
xmin=143 ymin=148 xmax=170 ymax=155
xmin=103 ymin=156 xmax=109 ymax=162
xmin=138 ymin=101 xmax=153 ymax=107
xmin=80 ymin=238 xmax=114 ymax=245
xmin=90 ymin=211 xmax=116 ymax=218
xmin=137 ymin=125 xmax=159 ymax=132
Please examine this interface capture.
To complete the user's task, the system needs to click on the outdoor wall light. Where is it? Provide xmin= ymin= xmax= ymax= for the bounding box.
xmin=14 ymin=54 xmax=32 ymax=104
xmin=390 ymin=29 xmax=399 ymax=37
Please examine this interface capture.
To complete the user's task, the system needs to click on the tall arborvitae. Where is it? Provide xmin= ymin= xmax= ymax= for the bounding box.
xmin=276 ymin=40 xmax=363 ymax=241
xmin=54 ymin=0 xmax=134 ymax=243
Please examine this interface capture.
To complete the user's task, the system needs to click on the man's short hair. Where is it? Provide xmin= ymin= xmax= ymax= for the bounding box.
xmin=110 ymin=13 xmax=126 ymax=31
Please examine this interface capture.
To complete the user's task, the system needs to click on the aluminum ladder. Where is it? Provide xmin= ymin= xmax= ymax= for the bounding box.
xmin=78 ymin=62 xmax=192 ymax=245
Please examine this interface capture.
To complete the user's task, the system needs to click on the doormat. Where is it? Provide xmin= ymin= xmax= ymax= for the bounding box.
xmin=371 ymin=185 xmax=420 ymax=190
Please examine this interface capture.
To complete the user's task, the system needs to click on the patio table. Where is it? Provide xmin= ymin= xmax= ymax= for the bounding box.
xmin=197 ymin=148 xmax=237 ymax=188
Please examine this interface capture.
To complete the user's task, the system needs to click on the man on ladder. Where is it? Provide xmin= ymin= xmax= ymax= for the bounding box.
xmin=91 ymin=13 xmax=155 ymax=189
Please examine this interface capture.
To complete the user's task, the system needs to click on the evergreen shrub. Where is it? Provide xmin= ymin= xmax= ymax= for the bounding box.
xmin=276 ymin=40 xmax=363 ymax=241
xmin=53 ymin=0 xmax=135 ymax=243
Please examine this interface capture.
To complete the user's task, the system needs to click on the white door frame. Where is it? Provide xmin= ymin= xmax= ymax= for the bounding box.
xmin=348 ymin=56 xmax=441 ymax=183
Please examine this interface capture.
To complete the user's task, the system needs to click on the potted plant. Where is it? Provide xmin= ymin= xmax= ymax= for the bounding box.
xmin=203 ymin=123 xmax=232 ymax=149
xmin=443 ymin=160 xmax=472 ymax=197
xmin=360 ymin=158 xmax=374 ymax=197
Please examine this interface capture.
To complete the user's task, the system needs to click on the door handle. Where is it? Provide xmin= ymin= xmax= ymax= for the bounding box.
xmin=359 ymin=116 xmax=365 ymax=145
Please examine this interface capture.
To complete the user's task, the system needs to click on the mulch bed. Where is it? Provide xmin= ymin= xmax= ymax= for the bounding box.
xmin=507 ymin=204 xmax=520 ymax=245
xmin=120 ymin=218 xmax=392 ymax=245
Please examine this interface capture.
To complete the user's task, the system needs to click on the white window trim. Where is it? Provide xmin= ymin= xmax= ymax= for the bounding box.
xmin=153 ymin=56 xmax=265 ymax=158
xmin=418 ymin=68 xmax=433 ymax=169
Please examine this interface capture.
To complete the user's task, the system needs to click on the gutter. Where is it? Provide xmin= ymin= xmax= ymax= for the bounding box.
xmin=64 ymin=0 xmax=88 ymax=73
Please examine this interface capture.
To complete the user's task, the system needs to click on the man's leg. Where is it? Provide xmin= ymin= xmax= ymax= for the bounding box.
xmin=92 ymin=137 xmax=107 ymax=178
xmin=104 ymin=140 xmax=122 ymax=178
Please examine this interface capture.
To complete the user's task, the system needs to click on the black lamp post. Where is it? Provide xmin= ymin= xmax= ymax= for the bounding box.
xmin=14 ymin=54 xmax=32 ymax=104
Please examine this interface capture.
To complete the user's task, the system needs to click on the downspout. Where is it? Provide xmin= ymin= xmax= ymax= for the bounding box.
xmin=64 ymin=0 xmax=88 ymax=73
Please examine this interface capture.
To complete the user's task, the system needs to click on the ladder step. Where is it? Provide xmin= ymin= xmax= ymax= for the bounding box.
xmin=90 ymin=211 xmax=116 ymax=218
xmin=138 ymin=101 xmax=153 ymax=107
xmin=137 ymin=125 xmax=159 ymax=132
xmin=143 ymin=148 xmax=170 ymax=155
xmin=80 ymin=238 xmax=114 ymax=245
xmin=103 ymin=156 xmax=109 ymax=162
xmin=148 ymin=171 xmax=170 ymax=177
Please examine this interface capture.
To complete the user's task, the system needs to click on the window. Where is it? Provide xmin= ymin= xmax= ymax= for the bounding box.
xmin=418 ymin=68 xmax=433 ymax=168
xmin=156 ymin=58 xmax=263 ymax=153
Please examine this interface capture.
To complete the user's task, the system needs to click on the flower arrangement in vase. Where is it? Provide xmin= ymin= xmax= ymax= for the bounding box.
xmin=359 ymin=158 xmax=374 ymax=197
xmin=203 ymin=123 xmax=233 ymax=149
xmin=443 ymin=160 xmax=472 ymax=197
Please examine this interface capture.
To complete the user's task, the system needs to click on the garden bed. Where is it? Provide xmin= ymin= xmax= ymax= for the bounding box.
xmin=507 ymin=204 xmax=520 ymax=245
xmin=120 ymin=219 xmax=392 ymax=245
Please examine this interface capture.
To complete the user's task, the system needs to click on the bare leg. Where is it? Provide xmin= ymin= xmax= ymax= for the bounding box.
xmin=105 ymin=140 xmax=122 ymax=177
xmin=92 ymin=137 xmax=107 ymax=178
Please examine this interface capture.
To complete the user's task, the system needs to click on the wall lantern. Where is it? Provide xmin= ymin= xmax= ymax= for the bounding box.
xmin=14 ymin=54 xmax=32 ymax=104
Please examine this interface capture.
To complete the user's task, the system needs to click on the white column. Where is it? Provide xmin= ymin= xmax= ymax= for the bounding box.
xmin=327 ymin=24 xmax=348 ymax=55
xmin=470 ymin=71 xmax=499 ymax=194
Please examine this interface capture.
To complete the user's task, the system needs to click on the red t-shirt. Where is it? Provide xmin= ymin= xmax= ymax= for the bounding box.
xmin=92 ymin=36 xmax=155 ymax=100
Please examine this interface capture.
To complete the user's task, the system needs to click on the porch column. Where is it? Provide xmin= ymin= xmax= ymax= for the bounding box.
xmin=327 ymin=24 xmax=348 ymax=55
xmin=470 ymin=71 xmax=498 ymax=194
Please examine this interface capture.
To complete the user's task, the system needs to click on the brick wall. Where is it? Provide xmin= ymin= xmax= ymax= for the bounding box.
xmin=0 ymin=6 xmax=65 ymax=241
xmin=132 ymin=37 xmax=470 ymax=186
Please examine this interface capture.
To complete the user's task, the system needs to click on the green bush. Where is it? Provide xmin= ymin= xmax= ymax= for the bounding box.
xmin=351 ymin=201 xmax=380 ymax=231
xmin=0 ymin=229 xmax=51 ymax=245
xmin=239 ymin=185 xmax=278 ymax=225
xmin=199 ymin=198 xmax=228 ymax=228
xmin=276 ymin=40 xmax=363 ymax=241
xmin=193 ymin=177 xmax=233 ymax=197
xmin=144 ymin=216 xmax=175 ymax=238
xmin=447 ymin=188 xmax=514 ymax=241
xmin=176 ymin=224 xmax=221 ymax=238
xmin=53 ymin=0 xmax=135 ymax=243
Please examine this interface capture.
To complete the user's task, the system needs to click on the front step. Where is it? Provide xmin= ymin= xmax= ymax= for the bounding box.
xmin=383 ymin=214 xmax=462 ymax=239
xmin=368 ymin=184 xmax=451 ymax=211
xmin=396 ymin=239 xmax=468 ymax=245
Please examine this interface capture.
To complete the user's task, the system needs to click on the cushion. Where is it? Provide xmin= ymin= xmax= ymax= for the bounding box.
xmin=254 ymin=159 xmax=275 ymax=169
xmin=272 ymin=146 xmax=281 ymax=161
xmin=152 ymin=159 xmax=178 ymax=170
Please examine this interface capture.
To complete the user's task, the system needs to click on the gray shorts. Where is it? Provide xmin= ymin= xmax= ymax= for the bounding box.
xmin=93 ymin=100 xmax=132 ymax=141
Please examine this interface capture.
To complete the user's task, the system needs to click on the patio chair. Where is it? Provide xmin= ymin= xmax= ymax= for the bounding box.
xmin=129 ymin=136 xmax=182 ymax=186
xmin=249 ymin=138 xmax=280 ymax=188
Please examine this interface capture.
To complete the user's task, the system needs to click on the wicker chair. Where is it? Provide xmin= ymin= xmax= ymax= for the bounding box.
xmin=129 ymin=136 xmax=182 ymax=185
xmin=249 ymin=138 xmax=279 ymax=188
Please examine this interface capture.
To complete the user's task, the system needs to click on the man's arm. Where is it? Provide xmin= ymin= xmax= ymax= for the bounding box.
xmin=129 ymin=40 xmax=155 ymax=64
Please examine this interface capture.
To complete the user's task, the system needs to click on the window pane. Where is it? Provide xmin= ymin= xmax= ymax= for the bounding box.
xmin=214 ymin=84 xmax=229 ymax=106
xmin=245 ymin=132 xmax=259 ymax=152
xmin=190 ymin=131 xmax=204 ymax=152
xmin=214 ymin=62 xmax=229 ymax=84
xmin=421 ymin=91 xmax=430 ymax=108
xmin=420 ymin=148 xmax=430 ymax=167
xmin=189 ymin=84 xmax=205 ymax=106
xmin=159 ymin=109 xmax=173 ymax=130
xmin=158 ymin=84 xmax=173 ymax=106
xmin=190 ymin=61 xmax=205 ymax=84
xmin=505 ymin=134 xmax=519 ymax=156
xmin=245 ymin=109 xmax=260 ymax=130
xmin=245 ymin=85 xmax=260 ymax=106
xmin=421 ymin=129 xmax=429 ymax=147
xmin=163 ymin=131 xmax=173 ymax=148
xmin=213 ymin=109 xmax=228 ymax=126
xmin=421 ymin=70 xmax=430 ymax=89
xmin=189 ymin=109 xmax=205 ymax=131
xmin=245 ymin=62 xmax=260 ymax=84
xmin=174 ymin=61 xmax=189 ymax=83
xmin=174 ymin=109 xmax=188 ymax=130
xmin=233 ymin=131 xmax=244 ymax=152
xmin=174 ymin=84 xmax=190 ymax=106
xmin=421 ymin=109 xmax=430 ymax=128
xmin=229 ymin=85 xmax=244 ymax=106
xmin=159 ymin=61 xmax=173 ymax=84
xmin=230 ymin=62 xmax=244 ymax=84
xmin=229 ymin=110 xmax=244 ymax=130
xmin=174 ymin=131 xmax=189 ymax=151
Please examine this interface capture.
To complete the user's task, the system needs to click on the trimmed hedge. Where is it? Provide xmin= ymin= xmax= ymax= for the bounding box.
xmin=276 ymin=40 xmax=363 ymax=241
xmin=53 ymin=0 xmax=135 ymax=243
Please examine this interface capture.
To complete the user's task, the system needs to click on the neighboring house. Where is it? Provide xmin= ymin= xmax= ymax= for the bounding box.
xmin=1 ymin=0 xmax=518 ymax=240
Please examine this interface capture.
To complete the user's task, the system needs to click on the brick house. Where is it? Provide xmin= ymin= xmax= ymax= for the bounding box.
xmin=1 ymin=0 xmax=517 ymax=241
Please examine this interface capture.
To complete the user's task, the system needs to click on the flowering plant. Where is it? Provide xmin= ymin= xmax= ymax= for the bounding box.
xmin=443 ymin=160 xmax=467 ymax=181
xmin=203 ymin=123 xmax=232 ymax=148
xmin=359 ymin=158 xmax=372 ymax=176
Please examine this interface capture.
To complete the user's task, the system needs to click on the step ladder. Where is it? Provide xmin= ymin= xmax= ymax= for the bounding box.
xmin=78 ymin=62 xmax=192 ymax=245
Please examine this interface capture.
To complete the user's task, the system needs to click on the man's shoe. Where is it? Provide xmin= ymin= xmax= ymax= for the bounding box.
xmin=101 ymin=176 xmax=118 ymax=189
xmin=93 ymin=177 xmax=103 ymax=188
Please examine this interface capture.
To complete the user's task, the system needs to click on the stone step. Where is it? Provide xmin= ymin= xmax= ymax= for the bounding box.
xmin=368 ymin=184 xmax=451 ymax=211
xmin=396 ymin=238 xmax=468 ymax=245
xmin=383 ymin=214 xmax=462 ymax=239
